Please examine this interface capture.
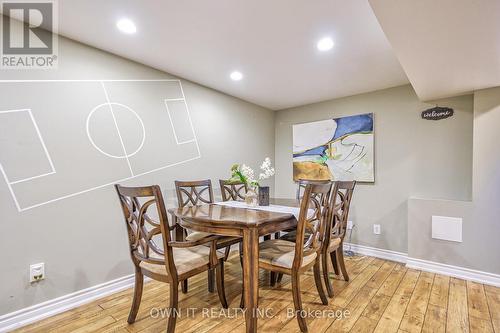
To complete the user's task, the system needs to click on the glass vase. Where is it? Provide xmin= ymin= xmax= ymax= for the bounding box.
xmin=245 ymin=187 xmax=258 ymax=207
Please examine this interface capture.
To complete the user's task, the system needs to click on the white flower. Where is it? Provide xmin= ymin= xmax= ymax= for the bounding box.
xmin=241 ymin=164 xmax=255 ymax=184
xmin=258 ymin=157 xmax=275 ymax=180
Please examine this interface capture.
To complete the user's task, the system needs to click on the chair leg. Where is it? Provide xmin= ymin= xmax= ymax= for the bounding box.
xmin=291 ymin=272 xmax=308 ymax=332
xmin=337 ymin=247 xmax=349 ymax=281
xmin=216 ymin=260 xmax=229 ymax=308
xmin=239 ymin=284 xmax=245 ymax=309
xmin=313 ymin=259 xmax=328 ymax=305
xmin=270 ymin=272 xmax=277 ymax=286
xmin=239 ymin=242 xmax=244 ymax=308
xmin=239 ymin=242 xmax=244 ymax=266
xmin=276 ymin=273 xmax=284 ymax=284
xmin=127 ymin=268 xmax=144 ymax=324
xmin=208 ymin=268 xmax=215 ymax=293
xmin=322 ymin=252 xmax=334 ymax=298
xmin=223 ymin=246 xmax=231 ymax=261
xmin=166 ymin=282 xmax=179 ymax=333
xmin=269 ymin=233 xmax=279 ymax=286
xmin=181 ymin=280 xmax=188 ymax=294
xmin=330 ymin=251 xmax=340 ymax=275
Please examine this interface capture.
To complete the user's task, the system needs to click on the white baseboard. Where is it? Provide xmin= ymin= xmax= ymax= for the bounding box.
xmin=3 ymin=244 xmax=500 ymax=332
xmin=0 ymin=274 xmax=136 ymax=333
xmin=406 ymin=257 xmax=500 ymax=287
xmin=344 ymin=242 xmax=500 ymax=287
xmin=344 ymin=242 xmax=408 ymax=263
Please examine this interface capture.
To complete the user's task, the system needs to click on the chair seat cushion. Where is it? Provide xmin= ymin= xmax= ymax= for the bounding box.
xmin=281 ymin=231 xmax=342 ymax=252
xmin=280 ymin=230 xmax=298 ymax=242
xmin=185 ymin=231 xmax=212 ymax=241
xmin=139 ymin=246 xmax=224 ymax=277
xmin=279 ymin=230 xmax=310 ymax=243
xmin=258 ymin=239 xmax=317 ymax=269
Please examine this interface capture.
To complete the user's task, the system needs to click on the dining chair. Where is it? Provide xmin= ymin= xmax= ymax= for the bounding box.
xmin=219 ymin=179 xmax=248 ymax=201
xmin=174 ymin=180 xmax=241 ymax=293
xmin=253 ymin=182 xmax=332 ymax=332
xmin=321 ymin=181 xmax=356 ymax=297
xmin=115 ymin=184 xmax=228 ymax=333
xmin=296 ymin=180 xmax=308 ymax=200
xmin=274 ymin=179 xmax=330 ymax=284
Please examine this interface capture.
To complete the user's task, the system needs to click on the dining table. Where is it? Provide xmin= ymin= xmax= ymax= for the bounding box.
xmin=168 ymin=198 xmax=299 ymax=333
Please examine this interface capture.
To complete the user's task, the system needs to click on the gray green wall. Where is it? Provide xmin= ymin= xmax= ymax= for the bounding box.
xmin=408 ymin=87 xmax=500 ymax=275
xmin=274 ymin=85 xmax=473 ymax=253
xmin=0 ymin=33 xmax=275 ymax=315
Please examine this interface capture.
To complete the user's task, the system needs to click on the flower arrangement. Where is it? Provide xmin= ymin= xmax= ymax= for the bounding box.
xmin=229 ymin=157 xmax=275 ymax=189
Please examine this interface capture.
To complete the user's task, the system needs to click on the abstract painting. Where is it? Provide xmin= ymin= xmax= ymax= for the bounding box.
xmin=292 ymin=113 xmax=374 ymax=182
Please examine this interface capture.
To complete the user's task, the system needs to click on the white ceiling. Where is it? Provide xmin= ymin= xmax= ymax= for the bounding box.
xmin=369 ymin=0 xmax=500 ymax=101
xmin=47 ymin=0 xmax=408 ymax=110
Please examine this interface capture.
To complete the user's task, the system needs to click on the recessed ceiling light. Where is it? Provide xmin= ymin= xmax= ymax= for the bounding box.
xmin=317 ymin=37 xmax=334 ymax=51
xmin=230 ymin=71 xmax=243 ymax=81
xmin=116 ymin=18 xmax=137 ymax=34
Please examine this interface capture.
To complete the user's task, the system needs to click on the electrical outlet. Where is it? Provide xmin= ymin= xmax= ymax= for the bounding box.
xmin=30 ymin=263 xmax=45 ymax=283
xmin=373 ymin=224 xmax=381 ymax=235
xmin=346 ymin=220 xmax=353 ymax=230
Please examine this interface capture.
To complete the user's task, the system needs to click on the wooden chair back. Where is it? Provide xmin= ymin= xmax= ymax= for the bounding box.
xmin=175 ymin=180 xmax=214 ymax=208
xmin=328 ymin=181 xmax=356 ymax=241
xmin=219 ymin=180 xmax=248 ymax=201
xmin=115 ymin=184 xmax=178 ymax=279
xmin=293 ymin=181 xmax=332 ymax=269
xmin=296 ymin=180 xmax=307 ymax=200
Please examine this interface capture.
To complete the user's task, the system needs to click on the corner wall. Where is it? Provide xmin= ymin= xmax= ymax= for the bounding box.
xmin=274 ymin=85 xmax=473 ymax=253
xmin=408 ymin=86 xmax=500 ymax=275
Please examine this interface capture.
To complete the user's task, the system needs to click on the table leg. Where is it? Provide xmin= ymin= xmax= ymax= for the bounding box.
xmin=173 ymin=215 xmax=184 ymax=242
xmin=173 ymin=215 xmax=188 ymax=293
xmin=242 ymin=228 xmax=259 ymax=333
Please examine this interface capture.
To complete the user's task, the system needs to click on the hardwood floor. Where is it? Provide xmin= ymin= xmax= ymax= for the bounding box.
xmin=13 ymin=255 xmax=500 ymax=333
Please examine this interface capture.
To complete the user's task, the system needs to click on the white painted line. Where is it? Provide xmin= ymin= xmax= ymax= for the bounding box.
xmin=164 ymin=101 xmax=198 ymax=144
xmin=0 ymin=108 xmax=56 ymax=192
xmin=177 ymin=139 xmax=196 ymax=145
xmin=179 ymin=82 xmax=201 ymax=157
xmin=85 ymin=102 xmax=146 ymax=159
xmin=100 ymin=82 xmax=134 ymax=177
xmin=9 ymin=171 xmax=56 ymax=185
xmin=16 ymin=154 xmax=201 ymax=212
xmin=28 ymin=109 xmax=56 ymax=173
xmin=163 ymin=86 xmax=198 ymax=145
xmin=164 ymin=100 xmax=181 ymax=145
xmin=0 ymin=108 xmax=32 ymax=114
xmin=0 ymin=164 xmax=22 ymax=212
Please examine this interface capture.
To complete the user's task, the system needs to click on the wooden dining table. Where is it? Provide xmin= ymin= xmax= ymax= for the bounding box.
xmin=169 ymin=198 xmax=298 ymax=333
